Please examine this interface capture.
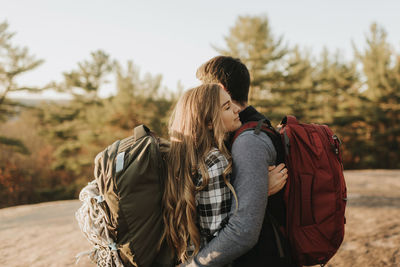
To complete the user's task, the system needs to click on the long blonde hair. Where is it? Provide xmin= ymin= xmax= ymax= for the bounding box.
xmin=163 ymin=84 xmax=237 ymax=262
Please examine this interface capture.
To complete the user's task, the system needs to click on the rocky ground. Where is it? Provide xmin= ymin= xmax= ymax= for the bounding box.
xmin=0 ymin=170 xmax=399 ymax=267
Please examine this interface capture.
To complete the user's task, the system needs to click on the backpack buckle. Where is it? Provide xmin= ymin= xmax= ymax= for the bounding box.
xmin=332 ymin=135 xmax=341 ymax=155
xmin=108 ymin=242 xmax=118 ymax=251
xmin=332 ymin=135 xmax=342 ymax=145
xmin=94 ymin=195 xmax=104 ymax=203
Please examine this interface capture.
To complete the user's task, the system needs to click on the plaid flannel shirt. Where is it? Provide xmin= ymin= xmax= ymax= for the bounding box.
xmin=194 ymin=148 xmax=232 ymax=246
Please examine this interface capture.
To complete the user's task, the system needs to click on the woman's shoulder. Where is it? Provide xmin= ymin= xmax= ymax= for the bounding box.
xmin=205 ymin=148 xmax=229 ymax=169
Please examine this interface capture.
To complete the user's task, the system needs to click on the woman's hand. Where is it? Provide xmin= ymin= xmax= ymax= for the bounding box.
xmin=267 ymin=163 xmax=288 ymax=196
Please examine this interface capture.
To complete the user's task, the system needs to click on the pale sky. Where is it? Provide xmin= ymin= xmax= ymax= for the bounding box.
xmin=2 ymin=0 xmax=400 ymax=98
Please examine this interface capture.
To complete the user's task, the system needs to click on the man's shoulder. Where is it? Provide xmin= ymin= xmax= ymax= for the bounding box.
xmin=233 ymin=129 xmax=274 ymax=146
xmin=231 ymin=129 xmax=277 ymax=164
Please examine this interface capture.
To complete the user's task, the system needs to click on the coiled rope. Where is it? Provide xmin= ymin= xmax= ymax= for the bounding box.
xmin=75 ymin=180 xmax=124 ymax=267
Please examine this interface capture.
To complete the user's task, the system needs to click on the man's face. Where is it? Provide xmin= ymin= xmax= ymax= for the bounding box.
xmin=219 ymin=87 xmax=242 ymax=133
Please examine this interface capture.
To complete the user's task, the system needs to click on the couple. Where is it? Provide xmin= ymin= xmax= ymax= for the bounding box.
xmin=162 ymin=56 xmax=295 ymax=267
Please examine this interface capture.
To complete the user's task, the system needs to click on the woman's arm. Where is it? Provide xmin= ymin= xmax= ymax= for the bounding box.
xmin=195 ymin=149 xmax=231 ymax=242
xmin=183 ymin=131 xmax=276 ymax=266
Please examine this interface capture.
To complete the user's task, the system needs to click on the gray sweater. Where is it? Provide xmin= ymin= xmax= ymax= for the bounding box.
xmin=183 ymin=130 xmax=276 ymax=266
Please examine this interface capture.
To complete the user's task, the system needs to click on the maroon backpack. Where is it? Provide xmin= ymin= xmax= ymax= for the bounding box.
xmin=232 ymin=115 xmax=347 ymax=266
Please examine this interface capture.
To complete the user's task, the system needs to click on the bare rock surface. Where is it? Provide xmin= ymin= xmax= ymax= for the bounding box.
xmin=0 ymin=170 xmax=399 ymax=267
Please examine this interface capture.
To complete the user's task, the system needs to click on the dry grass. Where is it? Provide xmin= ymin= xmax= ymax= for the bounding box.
xmin=0 ymin=170 xmax=399 ymax=267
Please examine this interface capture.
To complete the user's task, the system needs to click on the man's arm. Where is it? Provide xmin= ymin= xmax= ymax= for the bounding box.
xmin=183 ymin=131 xmax=276 ymax=266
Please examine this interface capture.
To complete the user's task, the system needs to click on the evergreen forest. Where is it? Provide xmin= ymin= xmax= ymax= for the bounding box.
xmin=1 ymin=16 xmax=399 ymax=208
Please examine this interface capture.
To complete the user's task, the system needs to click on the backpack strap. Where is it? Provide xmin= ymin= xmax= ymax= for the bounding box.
xmin=266 ymin=211 xmax=285 ymax=258
xmin=115 ymin=125 xmax=152 ymax=175
xmin=134 ymin=124 xmax=151 ymax=141
xmin=232 ymin=119 xmax=275 ymax=142
xmin=280 ymin=115 xmax=301 ymax=156
xmin=232 ymin=119 xmax=288 ymax=260
xmin=280 ymin=115 xmax=298 ymax=125
xmin=117 ymin=125 xmax=150 ymax=154
xmin=232 ymin=119 xmax=285 ymax=165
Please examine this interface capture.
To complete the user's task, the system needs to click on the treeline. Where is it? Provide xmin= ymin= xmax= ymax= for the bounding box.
xmin=0 ymin=16 xmax=399 ymax=208
xmin=217 ymin=16 xmax=399 ymax=170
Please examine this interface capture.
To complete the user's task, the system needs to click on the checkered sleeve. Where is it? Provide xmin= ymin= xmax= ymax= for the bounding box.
xmin=195 ymin=148 xmax=232 ymax=244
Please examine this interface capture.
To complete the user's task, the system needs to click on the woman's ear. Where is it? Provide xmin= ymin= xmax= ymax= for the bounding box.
xmin=208 ymin=122 xmax=213 ymax=130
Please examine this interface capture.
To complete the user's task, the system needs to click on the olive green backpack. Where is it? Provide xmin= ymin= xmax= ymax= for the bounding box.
xmin=76 ymin=125 xmax=174 ymax=267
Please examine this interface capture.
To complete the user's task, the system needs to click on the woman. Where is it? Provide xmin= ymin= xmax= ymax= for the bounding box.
xmin=162 ymin=84 xmax=287 ymax=264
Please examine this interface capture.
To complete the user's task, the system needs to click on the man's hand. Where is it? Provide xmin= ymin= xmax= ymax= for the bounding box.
xmin=267 ymin=163 xmax=288 ymax=196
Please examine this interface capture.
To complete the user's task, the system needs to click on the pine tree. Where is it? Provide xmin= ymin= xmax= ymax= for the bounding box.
xmin=38 ymin=50 xmax=113 ymax=179
xmin=216 ymin=15 xmax=287 ymax=103
xmin=314 ymin=49 xmax=359 ymax=124
xmin=0 ymin=21 xmax=44 ymax=153
xmin=112 ymin=60 xmax=172 ymax=136
xmin=354 ymin=23 xmax=400 ymax=168
xmin=37 ymin=55 xmax=174 ymax=193
xmin=311 ymin=49 xmax=361 ymax=168
xmin=215 ymin=16 xmax=322 ymax=125
xmin=258 ymin=46 xmax=315 ymax=123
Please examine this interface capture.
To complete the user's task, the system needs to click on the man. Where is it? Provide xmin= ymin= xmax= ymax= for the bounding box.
xmin=183 ymin=56 xmax=294 ymax=266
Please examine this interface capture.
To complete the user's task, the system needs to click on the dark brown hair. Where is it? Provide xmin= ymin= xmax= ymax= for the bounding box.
xmin=196 ymin=56 xmax=250 ymax=106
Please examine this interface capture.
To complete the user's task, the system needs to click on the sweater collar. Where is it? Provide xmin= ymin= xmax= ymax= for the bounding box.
xmin=239 ymin=106 xmax=266 ymax=124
